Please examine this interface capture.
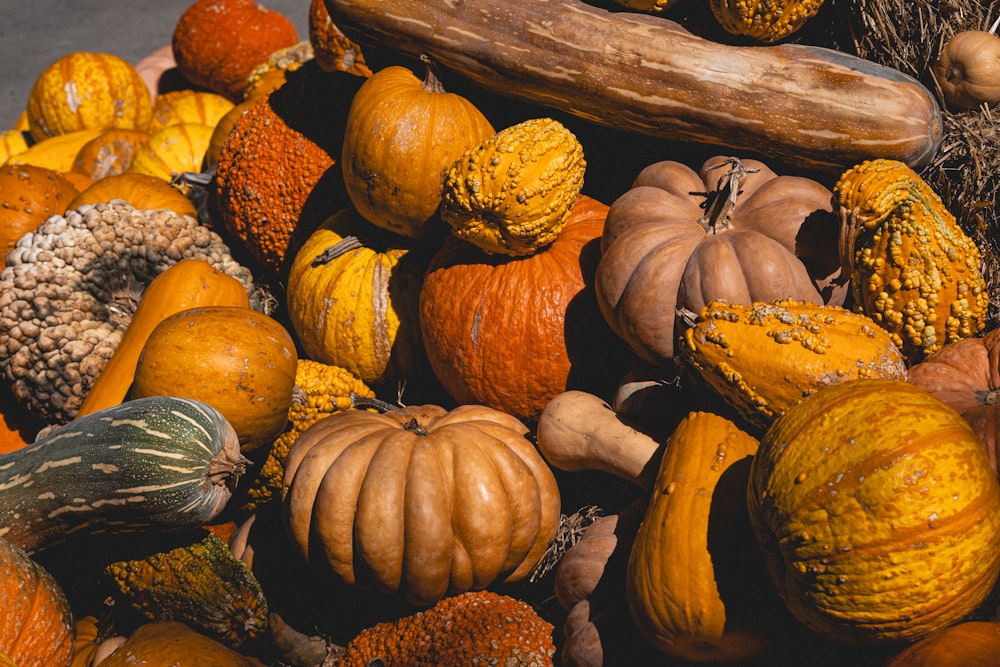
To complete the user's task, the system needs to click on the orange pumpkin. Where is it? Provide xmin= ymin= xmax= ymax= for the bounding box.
xmin=67 ymin=173 xmax=198 ymax=218
xmin=0 ymin=164 xmax=78 ymax=265
xmin=71 ymin=128 xmax=152 ymax=179
xmin=884 ymin=621 xmax=1000 ymax=667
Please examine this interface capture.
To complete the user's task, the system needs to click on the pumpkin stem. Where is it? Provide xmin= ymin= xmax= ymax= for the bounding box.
xmin=351 ymin=393 xmax=401 ymax=413
xmin=419 ymin=54 xmax=446 ymax=93
xmin=312 ymin=236 xmax=364 ymax=266
xmin=979 ymin=388 xmax=1000 ymax=405
xmin=695 ymin=157 xmax=759 ymax=233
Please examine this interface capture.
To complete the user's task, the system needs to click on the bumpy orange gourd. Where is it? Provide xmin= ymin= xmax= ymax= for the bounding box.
xmin=710 ymin=0 xmax=827 ymax=42
xmin=171 ymin=0 xmax=299 ymax=102
xmin=130 ymin=306 xmax=298 ymax=452
xmin=71 ymin=128 xmax=152 ymax=179
xmin=627 ymin=411 xmax=774 ymax=662
xmin=341 ymin=58 xmax=496 ymax=238
xmin=677 ymin=299 xmax=908 ymax=433
xmin=420 ymin=195 xmax=630 ymax=423
xmin=67 ymin=172 xmax=198 ymax=217
xmin=0 ymin=164 xmax=78 ymax=265
xmin=596 ymin=155 xmax=840 ymax=367
xmin=0 ymin=537 xmax=74 ymax=667
xmin=308 ymin=0 xmax=372 ymax=76
xmin=748 ymin=379 xmax=1000 ymax=645
xmin=285 ymin=207 xmax=431 ymax=388
xmin=835 ymin=158 xmax=988 ymax=363
xmin=282 ymin=403 xmax=561 ymax=606
xmin=26 ymin=52 xmax=152 ymax=142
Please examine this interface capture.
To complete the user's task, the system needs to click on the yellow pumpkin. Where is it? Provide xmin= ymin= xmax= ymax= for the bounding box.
xmin=147 ymin=90 xmax=235 ymax=134
xmin=67 ymin=172 xmax=199 ymax=218
xmin=128 ymin=122 xmax=215 ymax=187
xmin=5 ymin=128 xmax=103 ymax=172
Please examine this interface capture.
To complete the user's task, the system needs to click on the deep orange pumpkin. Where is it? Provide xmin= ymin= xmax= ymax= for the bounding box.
xmin=0 ymin=164 xmax=79 ymax=266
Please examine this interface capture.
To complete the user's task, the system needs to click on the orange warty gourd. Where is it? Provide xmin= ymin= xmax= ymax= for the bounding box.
xmin=308 ymin=0 xmax=372 ymax=76
xmin=26 ymin=52 xmax=152 ymax=142
xmin=710 ymin=0 xmax=827 ymax=42
xmin=282 ymin=402 xmax=561 ymax=606
xmin=420 ymin=195 xmax=631 ymax=423
xmin=748 ymin=379 xmax=1000 ymax=645
xmin=171 ymin=0 xmax=300 ymax=102
xmin=0 ymin=164 xmax=78 ymax=266
xmin=71 ymin=128 xmax=152 ymax=179
xmin=0 ymin=537 xmax=74 ymax=667
xmin=67 ymin=172 xmax=199 ymax=218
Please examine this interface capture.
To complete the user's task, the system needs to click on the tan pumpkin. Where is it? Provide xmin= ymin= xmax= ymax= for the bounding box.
xmin=281 ymin=402 xmax=561 ymax=606
xmin=627 ymin=410 xmax=775 ymax=662
xmin=71 ymin=128 xmax=152 ymax=179
xmin=596 ymin=155 xmax=840 ymax=367
xmin=341 ymin=57 xmax=496 ymax=238
xmin=76 ymin=259 xmax=252 ymax=418
xmin=26 ymin=51 xmax=152 ymax=142
xmin=0 ymin=164 xmax=79 ymax=266
xmin=130 ymin=305 xmax=298 ymax=452
xmin=748 ymin=378 xmax=1000 ymax=645
xmin=67 ymin=172 xmax=198 ymax=218
xmin=0 ymin=537 xmax=74 ymax=667
xmin=932 ymin=30 xmax=1000 ymax=110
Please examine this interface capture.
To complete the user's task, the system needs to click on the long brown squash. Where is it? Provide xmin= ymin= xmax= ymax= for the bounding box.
xmin=324 ymin=0 xmax=941 ymax=172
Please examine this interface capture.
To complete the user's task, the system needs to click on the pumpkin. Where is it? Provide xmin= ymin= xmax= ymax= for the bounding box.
xmin=0 ymin=163 xmax=78 ymax=265
xmin=420 ymin=195 xmax=631 ymax=423
xmin=710 ymin=0 xmax=827 ymax=43
xmin=0 ymin=129 xmax=29 ymax=164
xmin=26 ymin=51 xmax=152 ymax=142
xmin=285 ymin=207 xmax=432 ymax=388
xmin=71 ymin=616 xmax=102 ymax=667
xmin=281 ymin=402 xmax=561 ymax=606
xmin=67 ymin=172 xmax=199 ymax=217
xmin=906 ymin=327 xmax=1000 ymax=475
xmin=96 ymin=621 xmax=265 ymax=667
xmin=135 ymin=45 xmax=188 ymax=98
xmin=0 ymin=537 xmax=74 ymax=667
xmin=835 ymin=158 xmax=988 ymax=363
xmin=4 ymin=128 xmax=104 ymax=173
xmin=128 ymin=122 xmax=215 ymax=187
xmin=147 ymin=89 xmax=235 ymax=134
xmin=241 ymin=40 xmax=317 ymax=103
xmin=748 ymin=378 xmax=1000 ymax=645
xmin=213 ymin=63 xmax=364 ymax=276
xmin=71 ymin=128 xmax=152 ymax=179
xmin=677 ymin=299 xmax=908 ymax=433
xmin=441 ymin=117 xmax=587 ymax=256
xmin=308 ymin=0 xmax=372 ymax=76
xmin=884 ymin=621 xmax=1000 ymax=667
xmin=130 ymin=305 xmax=298 ymax=452
xmin=76 ymin=258 xmax=253 ymax=418
xmin=171 ymin=0 xmax=300 ymax=102
xmin=0 ymin=382 xmax=43 ymax=454
xmin=596 ymin=155 xmax=839 ymax=367
xmin=932 ymin=30 xmax=1000 ymax=110
xmin=627 ymin=411 xmax=774 ymax=662
xmin=340 ymin=57 xmax=496 ymax=238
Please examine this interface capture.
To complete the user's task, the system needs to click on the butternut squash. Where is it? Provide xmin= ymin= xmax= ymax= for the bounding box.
xmin=325 ymin=0 xmax=942 ymax=171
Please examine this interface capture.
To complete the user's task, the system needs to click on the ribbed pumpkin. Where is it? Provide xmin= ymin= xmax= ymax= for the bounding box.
xmin=627 ymin=411 xmax=774 ymax=663
xmin=67 ymin=172 xmax=198 ymax=218
xmin=285 ymin=207 xmax=431 ymax=388
xmin=213 ymin=63 xmax=365 ymax=276
xmin=748 ymin=378 xmax=1000 ymax=645
xmin=71 ymin=128 xmax=152 ymax=179
xmin=26 ymin=52 xmax=152 ymax=142
xmin=130 ymin=306 xmax=298 ymax=452
xmin=5 ymin=128 xmax=103 ymax=173
xmin=596 ymin=155 xmax=840 ymax=367
xmin=282 ymin=402 xmax=561 ymax=606
xmin=420 ymin=195 xmax=632 ymax=423
xmin=171 ymin=0 xmax=300 ymax=102
xmin=0 ymin=538 xmax=74 ymax=667
xmin=441 ymin=118 xmax=587 ymax=256
xmin=677 ymin=299 xmax=908 ymax=433
xmin=128 ymin=122 xmax=215 ymax=187
xmin=147 ymin=90 xmax=235 ymax=134
xmin=906 ymin=327 xmax=1000 ymax=475
xmin=341 ymin=57 xmax=496 ymax=238
xmin=0 ymin=164 xmax=78 ymax=265
xmin=710 ymin=0 xmax=827 ymax=42
xmin=0 ymin=129 xmax=29 ymax=164
xmin=835 ymin=158 xmax=988 ymax=363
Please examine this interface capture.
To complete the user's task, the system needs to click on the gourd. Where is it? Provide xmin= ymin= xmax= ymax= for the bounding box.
xmin=906 ymin=328 xmax=1000 ymax=475
xmin=932 ymin=30 xmax=1000 ymax=110
xmin=0 ymin=396 xmax=248 ymax=555
xmin=748 ymin=378 xmax=1000 ymax=644
xmin=325 ymin=0 xmax=942 ymax=172
xmin=281 ymin=402 xmax=561 ymax=606
xmin=835 ymin=158 xmax=989 ymax=362
xmin=441 ymin=117 xmax=586 ymax=256
xmin=0 ymin=164 xmax=78 ymax=266
xmin=0 ymin=537 xmax=74 ymax=667
xmin=75 ymin=258 xmax=253 ymax=418
xmin=67 ymin=172 xmax=199 ymax=218
xmin=309 ymin=0 xmax=372 ymax=76
xmin=596 ymin=155 xmax=839 ymax=366
xmin=710 ymin=0 xmax=826 ymax=43
xmin=676 ymin=299 xmax=908 ymax=433
xmin=130 ymin=306 xmax=298 ymax=452
xmin=340 ymin=57 xmax=496 ymax=238
xmin=884 ymin=621 xmax=1000 ymax=667
xmin=627 ymin=411 xmax=774 ymax=663
xmin=71 ymin=128 xmax=152 ymax=179
xmin=96 ymin=621 xmax=266 ymax=667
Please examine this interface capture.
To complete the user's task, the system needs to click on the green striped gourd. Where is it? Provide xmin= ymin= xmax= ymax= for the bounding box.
xmin=0 ymin=396 xmax=248 ymax=554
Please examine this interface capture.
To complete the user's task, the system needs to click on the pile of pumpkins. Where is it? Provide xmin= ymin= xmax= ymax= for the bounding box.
xmin=3 ymin=0 xmax=1000 ymax=665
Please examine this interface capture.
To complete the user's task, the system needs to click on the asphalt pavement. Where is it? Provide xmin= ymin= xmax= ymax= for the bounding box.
xmin=0 ymin=0 xmax=311 ymax=130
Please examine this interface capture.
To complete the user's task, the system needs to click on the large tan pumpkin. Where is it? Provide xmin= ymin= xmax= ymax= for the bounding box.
xmin=281 ymin=402 xmax=561 ymax=606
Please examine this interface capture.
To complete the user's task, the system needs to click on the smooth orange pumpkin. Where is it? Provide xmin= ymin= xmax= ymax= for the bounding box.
xmin=884 ymin=621 xmax=1000 ymax=667
xmin=0 ymin=164 xmax=78 ymax=265
xmin=67 ymin=172 xmax=199 ymax=218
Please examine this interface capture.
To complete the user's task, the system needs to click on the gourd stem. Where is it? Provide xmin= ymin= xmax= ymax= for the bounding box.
xmin=978 ymin=388 xmax=1000 ymax=405
xmin=696 ymin=157 xmax=758 ymax=233
xmin=312 ymin=236 xmax=364 ymax=267
xmin=351 ymin=393 xmax=400 ymax=413
xmin=419 ymin=53 xmax=446 ymax=93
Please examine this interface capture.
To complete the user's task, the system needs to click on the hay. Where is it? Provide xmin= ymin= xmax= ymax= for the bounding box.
xmin=842 ymin=0 xmax=1000 ymax=327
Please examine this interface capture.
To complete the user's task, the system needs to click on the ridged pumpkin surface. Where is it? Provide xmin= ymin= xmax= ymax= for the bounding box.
xmin=677 ymin=299 xmax=907 ymax=432
xmin=147 ymin=90 xmax=234 ymax=134
xmin=835 ymin=158 xmax=988 ymax=363
xmin=128 ymin=122 xmax=214 ymax=185
xmin=26 ymin=52 xmax=152 ymax=142
xmin=748 ymin=379 xmax=1000 ymax=645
